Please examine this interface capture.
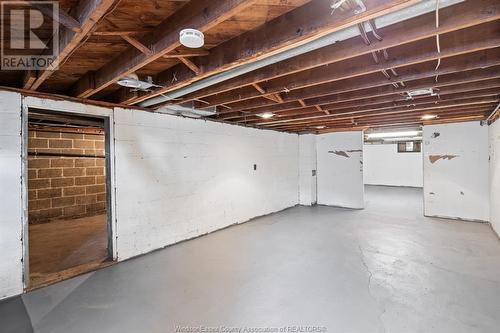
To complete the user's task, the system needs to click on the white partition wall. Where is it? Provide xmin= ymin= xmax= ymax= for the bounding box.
xmin=490 ymin=120 xmax=500 ymax=236
xmin=299 ymin=134 xmax=317 ymax=205
xmin=316 ymin=131 xmax=364 ymax=209
xmin=423 ymin=121 xmax=489 ymax=222
xmin=0 ymin=91 xmax=23 ymax=299
xmin=113 ymin=108 xmax=300 ymax=260
xmin=364 ymin=143 xmax=423 ymax=187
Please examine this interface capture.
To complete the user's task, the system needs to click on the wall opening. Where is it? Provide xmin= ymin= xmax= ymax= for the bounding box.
xmin=26 ymin=109 xmax=113 ymax=289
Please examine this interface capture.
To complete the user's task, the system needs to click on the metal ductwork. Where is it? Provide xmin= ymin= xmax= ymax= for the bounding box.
xmin=157 ymin=102 xmax=217 ymax=118
xmin=140 ymin=0 xmax=464 ymax=108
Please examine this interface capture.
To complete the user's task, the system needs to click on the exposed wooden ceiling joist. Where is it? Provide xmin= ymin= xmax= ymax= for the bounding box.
xmin=28 ymin=0 xmax=120 ymax=91
xmin=198 ymin=25 xmax=500 ymax=110
xmin=175 ymin=0 xmax=500 ymax=106
xmin=218 ymin=49 xmax=500 ymax=117
xmin=71 ymin=0 xmax=256 ymax=98
xmin=123 ymin=0 xmax=421 ymax=105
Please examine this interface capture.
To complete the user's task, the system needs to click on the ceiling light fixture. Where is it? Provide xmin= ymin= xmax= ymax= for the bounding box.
xmin=367 ymin=130 xmax=420 ymax=139
xmin=421 ymin=114 xmax=438 ymax=120
xmin=179 ymin=29 xmax=204 ymax=48
xmin=406 ymin=88 xmax=436 ymax=99
xmin=257 ymin=112 xmax=275 ymax=119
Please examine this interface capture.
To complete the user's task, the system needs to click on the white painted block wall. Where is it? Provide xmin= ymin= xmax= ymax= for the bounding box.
xmin=0 ymin=93 xmax=300 ymax=299
xmin=364 ymin=144 xmax=423 ymax=187
xmin=423 ymin=122 xmax=489 ymax=221
xmin=299 ymin=134 xmax=317 ymax=205
xmin=489 ymin=119 xmax=500 ymax=236
xmin=0 ymin=91 xmax=24 ymax=299
xmin=316 ymin=131 xmax=364 ymax=208
xmin=113 ymin=108 xmax=300 ymax=260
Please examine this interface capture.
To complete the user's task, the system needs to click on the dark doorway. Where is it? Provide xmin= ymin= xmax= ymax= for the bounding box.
xmin=26 ymin=109 xmax=112 ymax=289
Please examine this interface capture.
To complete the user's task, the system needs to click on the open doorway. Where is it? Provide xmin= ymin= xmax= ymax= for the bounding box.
xmin=26 ymin=109 xmax=113 ymax=289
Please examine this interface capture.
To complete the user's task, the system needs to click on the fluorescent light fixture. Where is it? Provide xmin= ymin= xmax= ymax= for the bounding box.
xmin=421 ymin=114 xmax=438 ymax=120
xmin=315 ymin=125 xmax=327 ymax=129
xmin=257 ymin=112 xmax=275 ymax=119
xmin=406 ymin=88 xmax=435 ymax=98
xmin=384 ymin=136 xmax=422 ymax=141
xmin=367 ymin=130 xmax=420 ymax=139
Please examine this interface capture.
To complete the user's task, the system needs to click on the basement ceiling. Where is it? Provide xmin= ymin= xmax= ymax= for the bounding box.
xmin=1 ymin=0 xmax=499 ymax=133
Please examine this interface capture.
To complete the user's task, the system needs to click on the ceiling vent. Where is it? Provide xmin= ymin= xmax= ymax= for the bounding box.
xmin=180 ymin=29 xmax=204 ymax=48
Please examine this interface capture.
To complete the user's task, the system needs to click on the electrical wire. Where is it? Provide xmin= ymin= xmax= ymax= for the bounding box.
xmin=434 ymin=0 xmax=441 ymax=82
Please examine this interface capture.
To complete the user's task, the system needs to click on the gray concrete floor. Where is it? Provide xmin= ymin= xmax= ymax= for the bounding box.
xmin=1 ymin=186 xmax=499 ymax=333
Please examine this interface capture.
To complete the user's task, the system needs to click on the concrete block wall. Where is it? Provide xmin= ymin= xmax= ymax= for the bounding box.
xmin=0 ymin=91 xmax=23 ymax=299
xmin=489 ymin=119 xmax=500 ymax=236
xmin=113 ymin=108 xmax=300 ymax=260
xmin=28 ymin=128 xmax=106 ymax=223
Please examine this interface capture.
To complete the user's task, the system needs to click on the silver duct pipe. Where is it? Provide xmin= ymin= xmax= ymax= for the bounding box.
xmin=159 ymin=103 xmax=217 ymax=118
xmin=143 ymin=0 xmax=463 ymax=109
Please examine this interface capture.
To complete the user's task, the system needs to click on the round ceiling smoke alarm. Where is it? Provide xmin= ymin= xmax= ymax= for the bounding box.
xmin=179 ymin=29 xmax=204 ymax=48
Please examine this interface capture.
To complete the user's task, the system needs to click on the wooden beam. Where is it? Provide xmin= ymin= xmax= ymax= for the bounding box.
xmin=233 ymin=86 xmax=500 ymax=122
xmin=251 ymin=83 xmax=266 ymax=94
xmin=174 ymin=0 xmax=500 ymax=105
xmin=69 ymin=71 xmax=95 ymax=97
xmin=120 ymin=35 xmax=152 ymax=55
xmin=30 ymin=0 xmax=119 ymax=91
xmin=273 ymin=107 xmax=492 ymax=131
xmin=273 ymin=93 xmax=284 ymax=103
xmin=30 ymin=3 xmax=82 ymax=33
xmin=72 ymin=0 xmax=255 ymax=98
xmin=298 ymin=99 xmax=306 ymax=107
xmin=266 ymin=104 xmax=495 ymax=129
xmin=163 ymin=49 xmax=210 ymax=58
xmin=125 ymin=0 xmax=421 ymax=105
xmin=315 ymin=105 xmax=329 ymax=115
xmin=219 ymin=48 xmax=500 ymax=115
xmin=258 ymin=98 xmax=498 ymax=127
xmin=178 ymin=57 xmax=201 ymax=75
xmin=92 ymin=30 xmax=154 ymax=36
xmin=243 ymin=76 xmax=500 ymax=125
xmin=263 ymin=99 xmax=499 ymax=128
xmin=22 ymin=70 xmax=37 ymax=90
xmin=197 ymin=25 xmax=500 ymax=108
xmin=251 ymin=83 xmax=281 ymax=103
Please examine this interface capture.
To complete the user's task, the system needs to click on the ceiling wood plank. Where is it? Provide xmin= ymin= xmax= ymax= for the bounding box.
xmin=231 ymin=85 xmax=500 ymax=122
xmin=29 ymin=0 xmax=119 ymax=91
xmin=258 ymin=98 xmax=498 ymax=127
xmin=174 ymin=0 xmax=500 ymax=105
xmin=163 ymin=49 xmax=210 ymax=58
xmin=178 ymin=57 xmax=202 ymax=75
xmin=198 ymin=27 xmax=500 ymax=108
xmin=125 ymin=0 xmax=421 ymax=105
xmin=22 ymin=70 xmax=37 ymax=90
xmin=120 ymin=35 xmax=152 ymax=56
xmin=30 ymin=2 xmax=83 ymax=33
xmin=218 ymin=48 xmax=500 ymax=115
xmin=72 ymin=0 xmax=256 ymax=98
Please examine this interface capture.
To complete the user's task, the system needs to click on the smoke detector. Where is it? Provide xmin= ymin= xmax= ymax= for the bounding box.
xmin=179 ymin=29 xmax=204 ymax=48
